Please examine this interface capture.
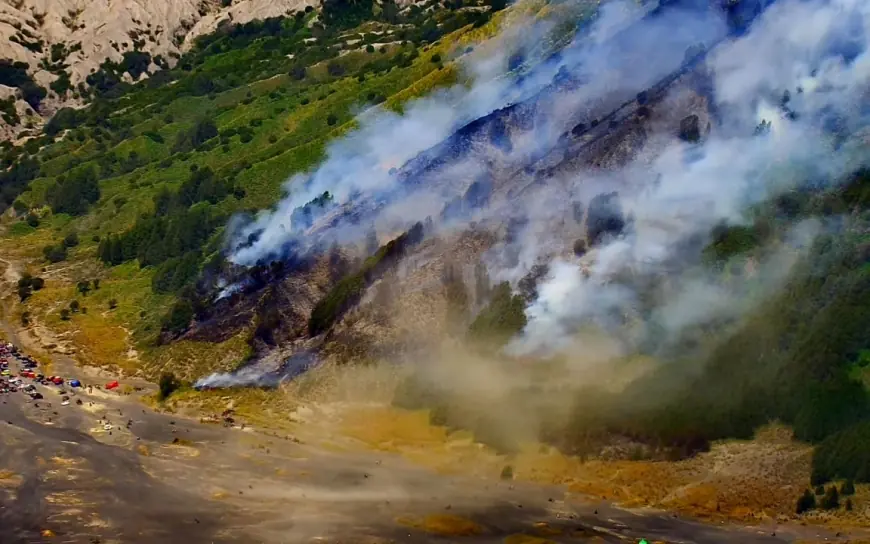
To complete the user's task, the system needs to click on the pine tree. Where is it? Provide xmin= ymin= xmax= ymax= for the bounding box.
xmin=98 ymin=239 xmax=110 ymax=263
xmin=796 ymin=489 xmax=816 ymax=514
xmin=110 ymin=236 xmax=123 ymax=265
xmin=841 ymin=478 xmax=856 ymax=496
xmin=821 ymin=485 xmax=840 ymax=510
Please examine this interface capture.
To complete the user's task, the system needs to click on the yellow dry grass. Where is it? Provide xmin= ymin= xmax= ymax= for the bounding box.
xmin=144 ymin=331 xmax=253 ymax=382
xmin=531 ymin=522 xmax=563 ymax=537
xmin=336 ymin=404 xmax=816 ymax=524
xmin=71 ymin=313 xmax=131 ymax=370
xmin=503 ymin=535 xmax=555 ymax=544
xmin=0 ymin=470 xmax=22 ymax=488
xmin=397 ymin=514 xmax=484 ymax=536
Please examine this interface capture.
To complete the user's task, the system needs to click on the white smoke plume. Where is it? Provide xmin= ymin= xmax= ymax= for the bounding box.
xmin=217 ymin=0 xmax=870 ymax=382
xmin=226 ymin=0 xmax=730 ymax=265
xmin=195 ymin=351 xmax=318 ymax=389
xmin=509 ymin=0 xmax=870 ymax=356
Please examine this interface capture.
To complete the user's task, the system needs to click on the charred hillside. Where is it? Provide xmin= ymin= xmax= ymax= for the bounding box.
xmin=182 ymin=31 xmax=719 ymax=365
xmin=184 ymin=0 xmax=870 ymax=500
xmin=173 ymin=0 xmax=776 ymax=371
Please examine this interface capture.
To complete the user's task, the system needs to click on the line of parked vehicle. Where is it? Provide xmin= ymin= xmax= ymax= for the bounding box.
xmin=0 ymin=342 xmax=84 ymax=404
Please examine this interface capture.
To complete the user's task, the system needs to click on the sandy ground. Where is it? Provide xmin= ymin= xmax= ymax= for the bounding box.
xmin=0 ymin=259 xmax=864 ymax=543
xmin=0 ymin=345 xmax=859 ymax=544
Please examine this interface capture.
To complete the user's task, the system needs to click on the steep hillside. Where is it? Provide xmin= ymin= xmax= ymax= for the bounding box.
xmin=0 ymin=0 xmax=324 ymax=137
xmin=3 ymin=0 xmax=870 ymax=528
xmin=0 ymin=0 xmax=457 ymax=140
xmin=0 ymin=0 xmax=523 ymax=380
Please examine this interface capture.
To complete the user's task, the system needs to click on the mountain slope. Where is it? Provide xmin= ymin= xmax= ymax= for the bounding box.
xmin=0 ymin=0 xmax=316 ymax=139
xmin=0 ymin=0 xmax=512 ymax=378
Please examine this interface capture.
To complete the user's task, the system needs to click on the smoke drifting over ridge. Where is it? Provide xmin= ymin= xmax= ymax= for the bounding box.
xmin=510 ymin=0 xmax=870 ymax=356
xmin=226 ymin=0 xmax=730 ymax=265
xmin=218 ymin=0 xmax=870 ymax=385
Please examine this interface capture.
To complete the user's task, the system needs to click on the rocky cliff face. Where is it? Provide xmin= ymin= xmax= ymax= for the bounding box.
xmin=0 ymin=0 xmax=318 ymax=139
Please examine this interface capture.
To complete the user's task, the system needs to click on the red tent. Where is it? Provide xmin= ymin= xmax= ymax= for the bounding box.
xmin=105 ymin=380 xmax=119 ymax=390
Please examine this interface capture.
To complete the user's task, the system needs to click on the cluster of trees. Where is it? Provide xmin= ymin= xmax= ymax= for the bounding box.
xmin=812 ymin=421 xmax=870 ymax=485
xmin=586 ymin=191 xmax=626 ymax=246
xmin=98 ymin=165 xmax=236 ymax=273
xmin=0 ymin=96 xmax=19 ymax=125
xmin=466 ymin=282 xmax=527 ymax=347
xmin=46 ymin=166 xmax=101 ymax=215
xmin=59 ymin=297 xmax=90 ymax=321
xmin=17 ymin=273 xmax=45 ymax=302
xmin=99 ymin=204 xmax=221 ymax=268
xmin=44 ymin=101 xmax=126 ymax=138
xmin=308 ymin=221 xmax=425 ymax=336
xmin=41 ymin=232 xmax=81 ymax=264
xmin=152 ymin=251 xmax=202 ymax=294
xmin=158 ymin=371 xmax=182 ymax=400
xmin=0 ymin=156 xmax=39 ymax=211
xmin=702 ymin=222 xmax=765 ymax=264
xmin=84 ymin=51 xmax=154 ymax=98
xmin=172 ymin=119 xmax=219 ymax=153
xmin=796 ymin=479 xmax=855 ymax=514
xmin=550 ymin=170 xmax=870 ymax=463
xmin=290 ymin=191 xmax=334 ymax=232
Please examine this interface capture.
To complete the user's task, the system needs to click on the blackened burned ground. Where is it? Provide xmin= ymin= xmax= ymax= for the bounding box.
xmin=0 ymin=354 xmax=841 ymax=543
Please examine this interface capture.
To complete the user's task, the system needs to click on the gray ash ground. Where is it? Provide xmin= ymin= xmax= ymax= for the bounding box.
xmin=0 ymin=348 xmax=850 ymax=543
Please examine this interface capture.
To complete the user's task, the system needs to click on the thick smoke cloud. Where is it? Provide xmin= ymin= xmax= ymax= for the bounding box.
xmin=510 ymin=0 xmax=870 ymax=356
xmin=227 ymin=0 xmax=730 ymax=265
xmin=217 ymin=0 xmax=870 ymax=393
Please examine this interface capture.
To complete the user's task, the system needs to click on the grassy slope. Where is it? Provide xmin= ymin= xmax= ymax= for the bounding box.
xmin=0 ymin=5 xmax=511 ymax=380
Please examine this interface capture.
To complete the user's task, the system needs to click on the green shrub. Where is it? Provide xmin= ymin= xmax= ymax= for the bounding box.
xmin=42 ymin=244 xmax=67 ymax=263
xmin=467 ymin=282 xmax=527 ymax=346
xmin=158 ymin=372 xmax=181 ymax=400
xmin=841 ymin=478 xmax=856 ymax=496
xmin=500 ymin=465 xmax=514 ymax=480
xmin=163 ymin=299 xmax=194 ymax=334
xmin=821 ymin=485 xmax=840 ymax=510
xmin=63 ymin=232 xmax=79 ymax=247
